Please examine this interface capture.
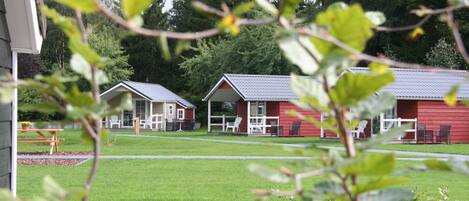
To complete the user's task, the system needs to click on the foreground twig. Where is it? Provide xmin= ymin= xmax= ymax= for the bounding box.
xmin=446 ymin=11 xmax=469 ymax=64
xmin=95 ymin=1 xmax=274 ymax=40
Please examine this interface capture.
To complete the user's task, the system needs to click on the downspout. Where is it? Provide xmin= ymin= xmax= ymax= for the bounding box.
xmin=11 ymin=51 xmax=17 ymax=196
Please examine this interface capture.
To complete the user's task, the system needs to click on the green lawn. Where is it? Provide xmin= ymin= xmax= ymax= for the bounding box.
xmin=17 ymin=160 xmax=469 ymax=200
xmin=16 ymin=129 xmax=469 ymax=200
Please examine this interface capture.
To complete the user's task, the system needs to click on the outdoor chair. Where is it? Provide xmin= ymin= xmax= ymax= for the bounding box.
xmin=436 ymin=125 xmax=452 ymax=144
xmin=226 ymin=117 xmax=242 ymax=132
xmin=182 ymin=120 xmax=195 ymax=131
xmin=289 ymin=121 xmax=302 ymax=136
xmin=269 ymin=121 xmax=283 ymax=136
xmin=350 ymin=120 xmax=368 ymax=138
xmin=109 ymin=115 xmax=121 ymax=129
xmin=417 ymin=124 xmax=433 ymax=144
xmin=165 ymin=120 xmax=178 ymax=131
xmin=416 ymin=124 xmax=425 ymax=144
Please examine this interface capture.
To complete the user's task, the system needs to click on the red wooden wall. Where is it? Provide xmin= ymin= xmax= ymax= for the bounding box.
xmin=278 ymin=102 xmax=321 ymax=136
xmin=236 ymin=100 xmax=248 ymax=132
xmin=176 ymin=104 xmax=194 ymax=120
xmin=416 ymin=101 xmax=469 ymax=143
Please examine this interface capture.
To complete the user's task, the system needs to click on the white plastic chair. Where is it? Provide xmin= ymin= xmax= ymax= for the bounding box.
xmin=226 ymin=117 xmax=242 ymax=132
xmin=109 ymin=115 xmax=121 ymax=128
xmin=350 ymin=120 xmax=368 ymax=138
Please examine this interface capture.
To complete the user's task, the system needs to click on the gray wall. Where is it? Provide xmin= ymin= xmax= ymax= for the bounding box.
xmin=0 ymin=0 xmax=12 ymax=190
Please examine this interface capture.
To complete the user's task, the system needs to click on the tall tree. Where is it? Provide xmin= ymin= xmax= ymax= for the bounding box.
xmin=122 ymin=0 xmax=186 ymax=92
xmin=319 ymin=0 xmax=469 ymax=69
xmin=181 ymin=24 xmax=298 ymax=121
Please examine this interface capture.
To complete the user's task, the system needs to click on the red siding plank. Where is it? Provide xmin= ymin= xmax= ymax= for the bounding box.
xmin=278 ymin=102 xmax=321 ymax=136
xmin=416 ymin=101 xmax=469 ymax=143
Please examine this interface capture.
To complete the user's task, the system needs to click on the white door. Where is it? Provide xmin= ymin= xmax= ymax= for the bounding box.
xmin=166 ymin=103 xmax=176 ymax=122
xmin=249 ymin=102 xmax=266 ymax=133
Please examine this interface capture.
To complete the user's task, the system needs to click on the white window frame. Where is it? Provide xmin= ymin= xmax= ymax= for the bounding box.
xmin=177 ymin=109 xmax=185 ymax=120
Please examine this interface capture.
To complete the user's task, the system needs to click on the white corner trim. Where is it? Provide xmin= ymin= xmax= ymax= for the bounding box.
xmin=202 ymin=76 xmax=244 ymax=101
xmin=100 ymin=83 xmax=151 ymax=102
xmin=11 ymin=51 xmax=17 ymax=196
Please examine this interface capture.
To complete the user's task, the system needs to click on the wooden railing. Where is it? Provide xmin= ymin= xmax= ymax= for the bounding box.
xmin=248 ymin=116 xmax=279 ymax=134
xmin=380 ymin=114 xmax=417 ymax=141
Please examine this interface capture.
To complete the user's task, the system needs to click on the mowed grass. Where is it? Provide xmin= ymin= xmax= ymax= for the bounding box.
xmin=16 ymin=129 xmax=469 ymax=200
xmin=17 ymin=160 xmax=469 ymax=200
xmin=18 ymin=129 xmax=314 ymax=156
xmin=19 ymin=128 xmax=469 ymax=156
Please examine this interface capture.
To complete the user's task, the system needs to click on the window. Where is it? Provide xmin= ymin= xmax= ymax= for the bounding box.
xmin=135 ymin=100 xmax=146 ymax=119
xmin=177 ymin=109 xmax=185 ymax=120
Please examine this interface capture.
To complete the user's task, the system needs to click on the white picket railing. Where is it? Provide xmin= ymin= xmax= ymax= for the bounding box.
xmin=209 ymin=115 xmax=237 ymax=132
xmin=248 ymin=116 xmax=279 ymax=134
xmin=380 ymin=114 xmax=417 ymax=141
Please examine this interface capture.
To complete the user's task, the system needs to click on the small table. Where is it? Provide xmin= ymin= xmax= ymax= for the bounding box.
xmin=18 ymin=128 xmax=64 ymax=154
xmin=176 ymin=121 xmax=184 ymax=132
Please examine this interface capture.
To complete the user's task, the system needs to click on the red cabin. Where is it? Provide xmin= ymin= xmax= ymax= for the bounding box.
xmin=203 ymin=68 xmax=469 ymax=143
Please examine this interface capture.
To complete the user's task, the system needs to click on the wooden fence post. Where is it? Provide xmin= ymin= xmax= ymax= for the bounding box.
xmin=134 ymin=117 xmax=140 ymax=135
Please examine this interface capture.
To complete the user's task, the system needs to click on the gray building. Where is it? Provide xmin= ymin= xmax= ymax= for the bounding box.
xmin=0 ymin=0 xmax=42 ymax=195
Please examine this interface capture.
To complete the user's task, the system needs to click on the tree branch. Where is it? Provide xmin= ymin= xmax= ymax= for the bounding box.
xmin=446 ymin=11 xmax=469 ymax=64
xmin=376 ymin=15 xmax=431 ymax=32
xmin=95 ymin=1 xmax=274 ymax=40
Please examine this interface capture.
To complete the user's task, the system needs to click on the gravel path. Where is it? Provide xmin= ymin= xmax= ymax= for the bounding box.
xmin=18 ymin=155 xmax=311 ymax=160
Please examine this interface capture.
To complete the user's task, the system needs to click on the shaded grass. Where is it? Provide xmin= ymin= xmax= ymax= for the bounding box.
xmin=17 ymin=159 xmax=469 ymax=200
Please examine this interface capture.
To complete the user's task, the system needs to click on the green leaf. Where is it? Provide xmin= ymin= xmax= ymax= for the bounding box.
xmin=40 ymin=6 xmax=80 ymax=38
xmin=424 ymin=158 xmax=469 ymax=176
xmin=463 ymin=99 xmax=469 ymax=107
xmin=444 ymin=84 xmax=459 ymax=107
xmin=278 ymin=34 xmax=322 ymax=75
xmin=255 ymin=0 xmax=278 ymax=15
xmin=341 ymin=153 xmax=395 ymax=176
xmin=20 ymin=103 xmax=61 ymax=113
xmin=233 ymin=2 xmax=256 ymax=16
xmin=358 ymin=188 xmax=414 ymax=201
xmin=408 ymin=27 xmax=424 ymax=41
xmin=357 ymin=125 xmax=410 ymax=151
xmin=0 ymin=189 xmax=16 ymax=201
xmin=121 ymin=0 xmax=153 ymax=18
xmin=328 ymin=2 xmax=349 ymax=9
xmin=312 ymin=4 xmax=374 ymax=55
xmin=289 ymin=74 xmax=330 ymax=110
xmin=43 ymin=175 xmax=67 ymax=199
xmin=424 ymin=159 xmax=452 ymax=171
xmin=314 ymin=181 xmax=345 ymax=195
xmin=0 ymin=86 xmax=14 ymax=104
xmin=56 ymin=0 xmax=98 ymax=13
xmin=248 ymin=164 xmax=290 ymax=183
xmin=159 ymin=35 xmax=171 ymax=61
xmin=353 ymin=176 xmax=410 ymax=195
xmin=351 ymin=92 xmax=396 ymax=119
xmin=175 ymin=40 xmax=191 ymax=56
xmin=280 ymin=0 xmax=301 ymax=18
xmin=70 ymin=54 xmax=108 ymax=85
xmin=120 ymin=93 xmax=133 ymax=110
xmin=369 ymin=62 xmax=389 ymax=74
xmin=68 ymin=38 xmax=102 ymax=66
xmin=65 ymin=85 xmax=95 ymax=107
xmin=329 ymin=71 xmax=394 ymax=106
xmin=366 ymin=11 xmax=386 ymax=26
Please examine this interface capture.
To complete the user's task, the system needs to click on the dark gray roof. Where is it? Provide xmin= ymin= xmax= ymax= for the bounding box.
xmin=122 ymin=81 xmax=195 ymax=108
xmin=351 ymin=67 xmax=469 ymax=100
xmin=223 ymin=74 xmax=297 ymax=101
xmin=211 ymin=68 xmax=469 ymax=101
